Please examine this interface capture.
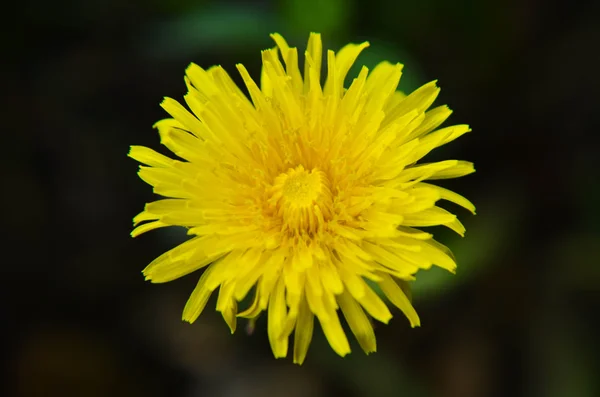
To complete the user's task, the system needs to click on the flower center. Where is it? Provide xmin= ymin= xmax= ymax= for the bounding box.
xmin=269 ymin=165 xmax=333 ymax=236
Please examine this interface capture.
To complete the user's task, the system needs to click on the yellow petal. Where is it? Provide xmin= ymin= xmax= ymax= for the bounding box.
xmin=128 ymin=145 xmax=174 ymax=167
xmin=397 ymin=105 xmax=452 ymax=144
xmin=270 ymin=33 xmax=303 ymax=95
xmin=268 ymin=276 xmax=289 ymax=358
xmin=303 ymin=32 xmax=322 ymax=94
xmin=216 ymin=281 xmax=238 ymax=333
xmin=130 ymin=220 xmax=169 ymax=238
xmin=428 ymin=161 xmax=476 ymax=180
xmin=293 ymin=297 xmax=314 ymax=365
xmin=404 ymin=124 xmax=471 ymax=165
xmin=321 ymin=260 xmax=344 ymax=295
xmin=354 ymin=281 xmax=393 ymax=324
xmin=323 ymin=41 xmax=369 ymax=97
xmin=182 ymin=265 xmax=219 ymax=323
xmin=383 ymin=90 xmax=406 ymax=114
xmin=419 ymin=182 xmax=476 ymax=214
xmin=383 ymin=80 xmax=439 ymax=127
xmin=142 ymin=237 xmax=224 ymax=283
xmin=338 ymin=289 xmax=377 ymax=354
xmin=403 ymin=206 xmax=466 ymax=236
xmin=317 ymin=298 xmax=351 ymax=357
xmin=237 ymin=287 xmax=262 ymax=319
xmin=363 ymin=61 xmax=403 ymax=116
xmin=160 ymin=97 xmax=206 ymax=139
xmin=233 ymin=248 xmax=268 ymax=300
xmin=378 ymin=273 xmax=420 ymax=327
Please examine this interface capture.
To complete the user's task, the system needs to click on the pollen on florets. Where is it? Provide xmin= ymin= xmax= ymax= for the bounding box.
xmin=267 ymin=165 xmax=333 ymax=238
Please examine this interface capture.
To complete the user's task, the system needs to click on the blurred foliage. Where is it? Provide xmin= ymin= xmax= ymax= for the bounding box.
xmin=280 ymin=0 xmax=354 ymax=39
xmin=139 ymin=3 xmax=277 ymax=59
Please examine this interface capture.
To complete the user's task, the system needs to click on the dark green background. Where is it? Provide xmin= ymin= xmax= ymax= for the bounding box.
xmin=5 ymin=0 xmax=599 ymax=396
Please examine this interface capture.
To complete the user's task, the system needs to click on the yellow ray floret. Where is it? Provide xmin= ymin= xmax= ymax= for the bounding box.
xmin=129 ymin=32 xmax=475 ymax=364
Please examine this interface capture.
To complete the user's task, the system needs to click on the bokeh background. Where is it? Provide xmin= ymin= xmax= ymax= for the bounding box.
xmin=5 ymin=0 xmax=600 ymax=396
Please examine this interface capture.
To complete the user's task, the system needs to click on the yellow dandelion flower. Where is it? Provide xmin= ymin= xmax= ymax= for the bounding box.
xmin=129 ymin=33 xmax=475 ymax=364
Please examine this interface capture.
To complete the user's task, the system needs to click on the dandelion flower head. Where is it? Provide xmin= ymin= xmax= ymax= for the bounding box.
xmin=129 ymin=33 xmax=475 ymax=364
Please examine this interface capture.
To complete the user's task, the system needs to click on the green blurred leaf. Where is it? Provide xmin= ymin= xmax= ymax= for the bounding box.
xmin=281 ymin=0 xmax=353 ymax=38
xmin=138 ymin=4 xmax=276 ymax=59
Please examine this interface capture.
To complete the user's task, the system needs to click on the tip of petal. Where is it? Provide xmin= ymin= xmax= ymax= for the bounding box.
xmin=127 ymin=145 xmax=136 ymax=158
xmin=270 ymin=32 xmax=287 ymax=45
xmin=463 ymin=201 xmax=477 ymax=215
xmin=363 ymin=347 xmax=377 ymax=355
